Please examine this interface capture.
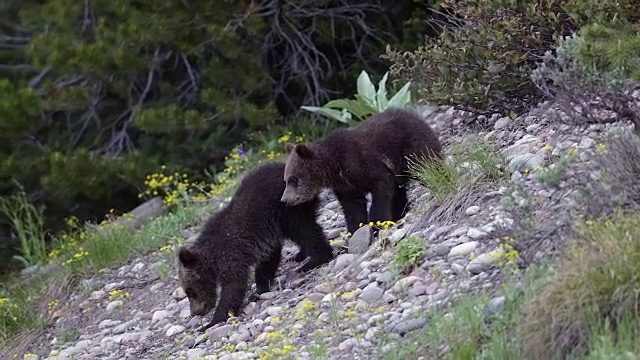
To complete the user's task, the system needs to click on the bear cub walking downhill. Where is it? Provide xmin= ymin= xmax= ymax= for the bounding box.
xmin=177 ymin=162 xmax=333 ymax=330
xmin=281 ymin=107 xmax=443 ymax=235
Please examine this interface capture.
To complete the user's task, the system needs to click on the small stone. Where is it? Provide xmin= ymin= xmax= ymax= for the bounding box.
xmin=172 ymin=287 xmax=187 ymax=300
xmin=448 ymin=226 xmax=469 ymax=238
xmin=209 ymin=325 xmax=233 ymax=341
xmin=579 ymin=137 xmax=595 ymax=148
xmin=508 ymin=153 xmax=544 ymax=172
xmin=267 ymin=306 xmax=283 ymax=317
xmin=392 ymin=276 xmax=420 ymax=293
xmin=338 ymin=338 xmax=358 ymax=351
xmin=467 ymin=228 xmax=488 ymax=240
xmin=451 ymin=263 xmax=465 ymax=275
xmin=375 ymin=271 xmax=395 ymax=283
xmin=151 ymin=310 xmax=171 ymax=324
xmin=484 ymin=296 xmax=506 ymax=318
xmin=349 ymin=225 xmax=372 ymax=254
xmin=106 ymin=300 xmax=123 ymax=312
xmin=90 ymin=290 xmax=105 ymax=300
xmin=195 ymin=333 xmax=208 ymax=346
xmin=359 ymin=283 xmax=384 ymax=303
xmin=503 ymin=143 xmax=534 ymax=157
xmin=166 ymin=325 xmax=185 ymax=337
xmin=98 ymin=319 xmax=120 ymax=330
xmin=188 ymin=349 xmax=206 ymax=360
xmin=365 ymin=328 xmax=378 ymax=341
xmin=112 ymin=323 xmax=128 ymax=335
xmin=314 ymin=282 xmax=332 ymax=294
xmin=75 ymin=339 xmax=92 ymax=350
xmin=121 ymin=332 xmax=140 ymax=344
xmin=389 ymin=317 xmax=428 ymax=335
xmin=390 ymin=229 xmax=407 ymax=243
xmin=334 ymin=254 xmax=356 ymax=270
xmin=465 ymin=205 xmax=480 ymax=216
xmin=433 ymin=243 xmax=450 ymax=257
xmin=448 ymin=241 xmax=478 ymax=257
xmin=131 ymin=262 xmax=145 ymax=272
xmin=526 ymin=123 xmax=542 ymax=132
xmin=467 ymin=249 xmax=503 ymax=274
xmin=258 ymin=291 xmax=277 ymax=300
xmin=494 ymin=117 xmax=510 ymax=130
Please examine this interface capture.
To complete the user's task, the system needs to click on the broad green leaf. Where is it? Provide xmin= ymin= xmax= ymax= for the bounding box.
xmin=323 ymin=99 xmax=374 ymax=120
xmin=387 ymin=81 xmax=413 ymax=109
xmin=356 ymin=70 xmax=377 ymax=109
xmin=300 ymin=106 xmax=350 ymax=123
xmin=376 ymin=72 xmax=389 ymax=111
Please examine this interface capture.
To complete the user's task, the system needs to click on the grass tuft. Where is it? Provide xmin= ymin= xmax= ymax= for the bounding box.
xmin=517 ymin=210 xmax=640 ymax=359
xmin=408 ymin=135 xmax=509 ymax=223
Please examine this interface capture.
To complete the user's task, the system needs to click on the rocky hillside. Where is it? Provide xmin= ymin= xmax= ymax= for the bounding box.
xmin=8 ymin=100 xmax=638 ymax=360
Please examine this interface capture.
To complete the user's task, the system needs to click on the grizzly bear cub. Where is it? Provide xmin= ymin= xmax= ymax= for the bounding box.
xmin=177 ymin=162 xmax=333 ymax=330
xmin=281 ymin=107 xmax=443 ymax=235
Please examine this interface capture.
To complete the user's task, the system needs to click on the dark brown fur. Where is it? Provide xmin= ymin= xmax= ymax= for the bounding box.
xmin=177 ymin=162 xmax=333 ymax=330
xmin=281 ymin=107 xmax=443 ymax=235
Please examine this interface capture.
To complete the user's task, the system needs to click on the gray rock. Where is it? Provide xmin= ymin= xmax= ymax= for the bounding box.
xmin=188 ymin=349 xmax=206 ymax=360
xmin=484 ymin=296 xmax=506 ymax=318
xmin=166 ymin=325 xmax=185 ymax=337
xmin=338 ymin=338 xmax=359 ymax=351
xmin=433 ymin=243 xmax=451 ymax=257
xmin=334 ymin=254 xmax=356 ymax=270
xmin=121 ymin=332 xmax=140 ymax=344
xmin=98 ymin=319 xmax=121 ymax=330
xmin=390 ymin=228 xmax=407 ymax=243
xmin=494 ymin=117 xmax=511 ymax=130
xmin=349 ymin=225 xmax=372 ymax=254
xmin=209 ymin=324 xmax=233 ymax=341
xmin=467 ymin=250 xmax=502 ymax=274
xmin=359 ymin=283 xmax=384 ymax=303
xmin=467 ymin=228 xmax=488 ymax=240
xmin=448 ymin=241 xmax=478 ymax=258
xmin=389 ymin=317 xmax=427 ymax=335
xmin=112 ymin=323 xmax=128 ymax=335
xmin=106 ymin=300 xmax=123 ymax=312
xmin=508 ymin=153 xmax=544 ymax=172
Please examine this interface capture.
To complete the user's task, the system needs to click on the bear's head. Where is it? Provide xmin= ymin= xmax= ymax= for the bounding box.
xmin=177 ymin=244 xmax=219 ymax=316
xmin=281 ymin=143 xmax=325 ymax=206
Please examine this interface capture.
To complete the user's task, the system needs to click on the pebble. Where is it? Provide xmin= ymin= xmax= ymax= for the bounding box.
xmin=349 ymin=225 xmax=372 ymax=254
xmin=465 ymin=205 xmax=480 ymax=216
xmin=359 ymin=283 xmax=384 ymax=303
xmin=334 ymin=254 xmax=356 ymax=270
xmin=165 ymin=325 xmax=185 ymax=337
xmin=448 ymin=241 xmax=478 ymax=257
xmin=106 ymin=300 xmax=123 ymax=312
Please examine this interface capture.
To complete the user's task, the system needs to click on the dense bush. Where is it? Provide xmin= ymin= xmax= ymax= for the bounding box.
xmin=383 ymin=0 xmax=577 ymax=114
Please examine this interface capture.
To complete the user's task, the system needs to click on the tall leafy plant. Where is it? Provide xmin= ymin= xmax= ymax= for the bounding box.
xmin=301 ymin=70 xmax=413 ymax=124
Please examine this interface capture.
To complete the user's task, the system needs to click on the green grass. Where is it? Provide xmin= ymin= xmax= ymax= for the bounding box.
xmin=409 ymin=137 xmax=508 ymax=199
xmin=517 ymin=210 xmax=640 ymax=359
xmin=0 ymin=186 xmax=47 ymax=267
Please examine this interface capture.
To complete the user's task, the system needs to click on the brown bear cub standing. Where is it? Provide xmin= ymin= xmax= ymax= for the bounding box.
xmin=281 ymin=107 xmax=443 ymax=235
xmin=177 ymin=162 xmax=333 ymax=330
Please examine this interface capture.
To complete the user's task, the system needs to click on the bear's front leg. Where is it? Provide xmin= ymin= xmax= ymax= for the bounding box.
xmin=334 ymin=189 xmax=368 ymax=235
xmin=199 ymin=279 xmax=248 ymax=331
xmin=369 ymin=179 xmax=396 ymax=228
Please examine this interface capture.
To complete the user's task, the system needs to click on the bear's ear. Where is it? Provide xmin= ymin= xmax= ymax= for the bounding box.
xmin=284 ymin=142 xmax=295 ymax=155
xmin=294 ymin=143 xmax=314 ymax=159
xmin=178 ymin=245 xmax=199 ymax=268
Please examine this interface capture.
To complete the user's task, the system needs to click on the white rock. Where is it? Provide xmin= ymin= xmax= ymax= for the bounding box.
xmin=465 ymin=206 xmax=480 ymax=216
xmin=448 ymin=241 xmax=478 ymax=258
xmin=166 ymin=325 xmax=185 ymax=337
xmin=494 ymin=117 xmax=511 ymax=130
xmin=467 ymin=228 xmax=488 ymax=240
xmin=334 ymin=254 xmax=356 ymax=270
xmin=106 ymin=300 xmax=123 ymax=312
xmin=172 ymin=287 xmax=187 ymax=300
xmin=151 ymin=310 xmax=170 ymax=324
xmin=390 ymin=228 xmax=407 ymax=243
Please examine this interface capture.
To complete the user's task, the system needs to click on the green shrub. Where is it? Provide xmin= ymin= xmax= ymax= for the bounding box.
xmin=383 ymin=0 xmax=575 ymax=114
xmin=517 ymin=210 xmax=640 ymax=359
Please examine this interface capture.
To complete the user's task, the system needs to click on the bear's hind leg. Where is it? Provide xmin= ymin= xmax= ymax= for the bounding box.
xmin=334 ymin=190 xmax=368 ymax=235
xmin=369 ymin=179 xmax=396 ymax=227
xmin=391 ymin=186 xmax=409 ymax=222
